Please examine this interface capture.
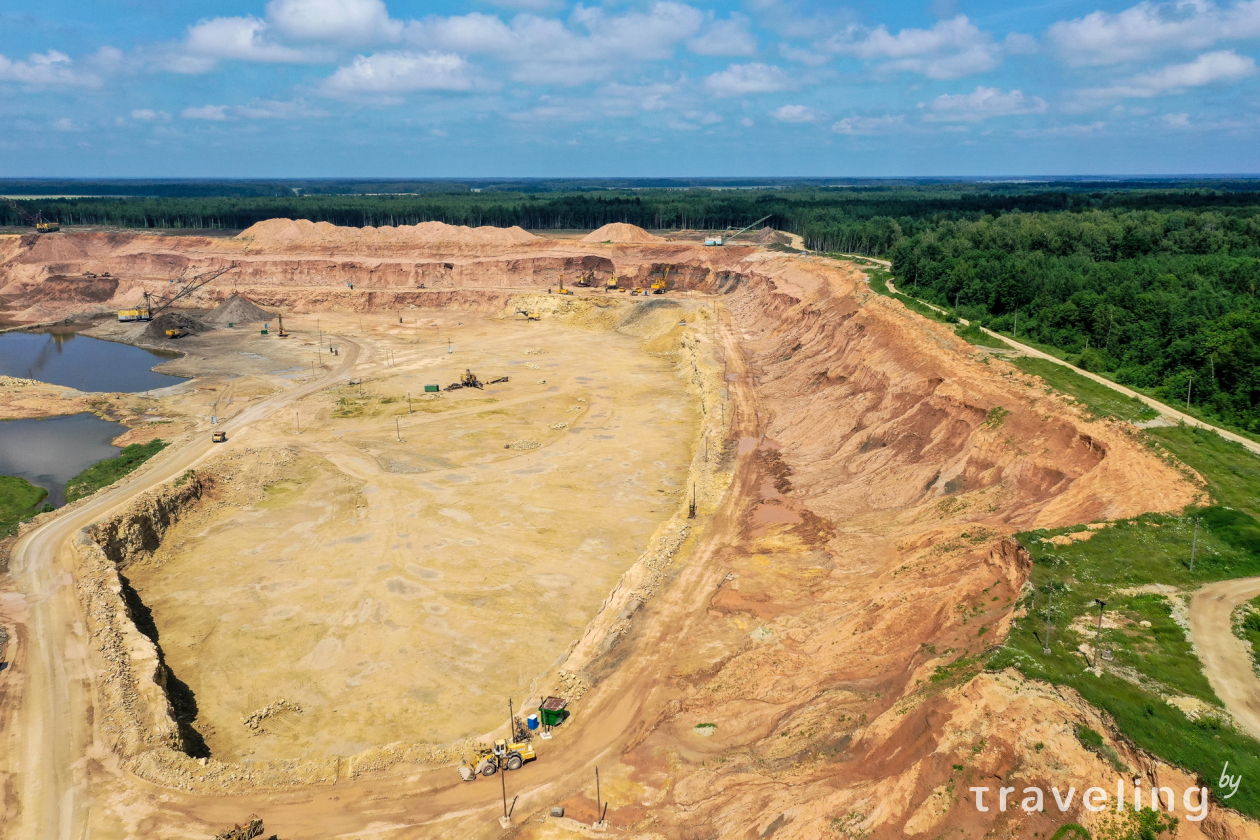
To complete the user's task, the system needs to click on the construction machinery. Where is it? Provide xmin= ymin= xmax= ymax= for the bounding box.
xmin=446 ymin=369 xmax=483 ymax=390
xmin=651 ymin=267 xmax=671 ymax=295
xmin=459 ymin=737 xmax=537 ymax=780
xmin=556 ymin=273 xmax=573 ymax=295
xmin=575 ymin=271 xmax=594 ymax=287
xmin=703 ymin=214 xmax=773 ymax=246
xmin=165 ymin=328 xmax=186 ymax=339
xmin=117 ymin=263 xmax=239 ymax=323
xmin=214 ymin=816 xmax=263 ymax=840
xmin=515 ymin=308 xmax=541 ymax=321
xmin=605 ymin=272 xmax=618 ymax=292
xmin=212 ymin=431 xmax=227 ymax=443
xmin=1 ymin=197 xmax=60 ymax=233
xmin=276 ymin=313 xmax=289 ymax=338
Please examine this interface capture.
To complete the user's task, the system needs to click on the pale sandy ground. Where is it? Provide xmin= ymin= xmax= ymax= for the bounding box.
xmin=123 ymin=311 xmax=698 ymax=762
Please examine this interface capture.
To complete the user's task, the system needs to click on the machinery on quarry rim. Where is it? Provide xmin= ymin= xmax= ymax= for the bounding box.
xmin=1 ymin=197 xmax=60 ymax=233
xmin=444 ymin=370 xmax=510 ymax=391
xmin=117 ymin=262 xmax=240 ymax=322
xmin=459 ymin=737 xmax=538 ymax=779
xmin=704 ymin=214 xmax=772 ymax=246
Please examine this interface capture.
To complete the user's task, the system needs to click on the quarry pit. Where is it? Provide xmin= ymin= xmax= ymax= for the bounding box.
xmin=2 ymin=221 xmax=1254 ymax=840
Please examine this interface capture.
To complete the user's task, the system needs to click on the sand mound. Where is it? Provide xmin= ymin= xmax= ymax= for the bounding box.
xmin=747 ymin=226 xmax=791 ymax=245
xmin=204 ymin=293 xmax=275 ymax=326
xmin=581 ymin=224 xmax=663 ymax=244
xmin=143 ymin=311 xmax=210 ymax=340
xmin=236 ymin=219 xmax=538 ymax=254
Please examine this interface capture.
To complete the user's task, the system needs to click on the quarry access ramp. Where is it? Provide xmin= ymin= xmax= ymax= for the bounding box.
xmin=5 ymin=337 xmax=362 ymax=840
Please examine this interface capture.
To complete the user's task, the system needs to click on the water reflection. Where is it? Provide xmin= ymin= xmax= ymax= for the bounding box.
xmin=0 ymin=330 xmax=186 ymax=393
xmin=0 ymin=413 xmax=127 ymax=506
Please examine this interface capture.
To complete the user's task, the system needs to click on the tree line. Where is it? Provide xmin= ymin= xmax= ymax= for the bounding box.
xmin=889 ymin=207 xmax=1260 ymax=432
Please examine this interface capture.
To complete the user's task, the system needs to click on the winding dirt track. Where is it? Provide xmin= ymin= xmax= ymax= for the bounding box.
xmin=1190 ymin=579 xmax=1260 ymax=741
xmin=8 ymin=337 xmax=364 ymax=840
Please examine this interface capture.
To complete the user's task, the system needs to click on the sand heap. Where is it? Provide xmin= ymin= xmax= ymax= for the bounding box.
xmin=236 ymin=219 xmax=537 ymax=254
xmin=143 ymin=311 xmax=209 ymax=340
xmin=746 ymin=226 xmax=791 ymax=245
xmin=204 ymin=293 xmax=274 ymax=326
xmin=581 ymin=223 xmax=664 ymax=244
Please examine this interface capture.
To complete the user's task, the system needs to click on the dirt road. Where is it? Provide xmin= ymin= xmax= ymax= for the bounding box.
xmin=1189 ymin=578 xmax=1260 ymax=740
xmin=5 ymin=337 xmax=363 ymax=840
xmin=882 ymin=276 xmax=1260 ymax=457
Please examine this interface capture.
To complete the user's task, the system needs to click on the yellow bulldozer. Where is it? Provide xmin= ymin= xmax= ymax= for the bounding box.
xmin=459 ymin=738 xmax=537 ymax=780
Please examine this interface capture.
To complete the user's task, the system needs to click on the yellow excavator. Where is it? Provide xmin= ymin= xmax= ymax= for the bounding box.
xmin=556 ymin=273 xmax=573 ymax=295
xmin=651 ymin=267 xmax=671 ymax=295
xmin=605 ymin=272 xmax=619 ymax=293
xmin=2 ymin=197 xmax=60 ymax=233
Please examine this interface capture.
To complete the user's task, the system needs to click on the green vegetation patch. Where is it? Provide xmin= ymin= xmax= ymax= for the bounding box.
xmin=857 ymin=263 xmax=950 ymax=322
xmin=955 ymin=322 xmax=1007 ymax=349
xmin=0 ymin=474 xmax=49 ymax=537
xmin=64 ymin=439 xmax=168 ymax=503
xmin=1010 ymin=356 xmax=1159 ymax=423
xmin=991 ymin=418 xmax=1260 ymax=820
xmin=1236 ymin=596 xmax=1260 ymax=673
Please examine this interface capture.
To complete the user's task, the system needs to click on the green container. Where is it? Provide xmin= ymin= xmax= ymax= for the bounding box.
xmin=539 ymin=696 xmax=568 ymax=727
xmin=424 ymin=384 xmax=440 ymax=393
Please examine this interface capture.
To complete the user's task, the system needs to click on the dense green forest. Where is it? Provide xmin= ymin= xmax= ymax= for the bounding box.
xmin=891 ymin=207 xmax=1260 ymax=433
xmin=5 ymin=180 xmax=1260 ymax=432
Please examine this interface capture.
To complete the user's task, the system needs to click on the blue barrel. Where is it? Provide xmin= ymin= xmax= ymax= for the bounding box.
xmin=526 ymin=714 xmax=539 ymax=731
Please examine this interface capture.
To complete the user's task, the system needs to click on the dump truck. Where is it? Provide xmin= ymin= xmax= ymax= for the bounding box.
xmin=458 ymin=738 xmax=537 ymax=780
xmin=212 ymin=431 xmax=227 ymax=443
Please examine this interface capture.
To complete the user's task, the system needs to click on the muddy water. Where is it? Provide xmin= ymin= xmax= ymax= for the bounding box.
xmin=0 ymin=413 xmax=126 ymax=506
xmin=0 ymin=329 xmax=186 ymax=393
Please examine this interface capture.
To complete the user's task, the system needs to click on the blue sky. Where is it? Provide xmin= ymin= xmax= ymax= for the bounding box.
xmin=2 ymin=0 xmax=1259 ymax=176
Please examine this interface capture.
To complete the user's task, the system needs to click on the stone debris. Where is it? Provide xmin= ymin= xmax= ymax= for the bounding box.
xmin=243 ymin=700 xmax=303 ymax=732
xmin=523 ymin=347 xmax=546 ymax=355
xmin=525 ymin=363 xmax=541 ymax=369
xmin=549 ymin=422 xmax=569 ymax=430
xmin=507 ymin=439 xmax=541 ymax=451
xmin=536 ymin=379 xmax=547 ymax=384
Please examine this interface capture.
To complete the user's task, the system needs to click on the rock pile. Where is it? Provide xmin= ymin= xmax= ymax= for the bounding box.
xmin=204 ymin=293 xmax=275 ymax=326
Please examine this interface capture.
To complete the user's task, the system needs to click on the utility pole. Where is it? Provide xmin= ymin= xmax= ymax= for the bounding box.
xmin=1043 ymin=584 xmax=1053 ymax=654
xmin=396 ymin=418 xmax=402 ymax=441
xmin=1187 ymin=376 xmax=1193 ymax=409
xmin=295 ymin=411 xmax=300 ymax=434
xmin=408 ymin=392 xmax=412 ymax=414
xmin=1190 ymin=515 xmax=1200 ymax=572
xmin=1013 ymin=312 xmax=1017 ymax=338
xmin=1093 ymin=599 xmax=1107 ymax=668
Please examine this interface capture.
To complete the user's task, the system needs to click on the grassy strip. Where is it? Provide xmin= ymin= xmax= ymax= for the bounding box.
xmin=855 ymin=263 xmax=950 ymax=323
xmin=0 ymin=475 xmax=49 ymax=537
xmin=954 ymin=322 xmax=1008 ymax=349
xmin=1237 ymin=596 xmax=1260 ymax=673
xmin=989 ymin=368 xmax=1260 ymax=819
xmin=1010 ymin=357 xmax=1159 ymax=423
xmin=64 ymin=439 xmax=168 ymax=504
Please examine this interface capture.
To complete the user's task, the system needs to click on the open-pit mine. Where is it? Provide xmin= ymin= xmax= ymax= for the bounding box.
xmin=0 ymin=220 xmax=1255 ymax=839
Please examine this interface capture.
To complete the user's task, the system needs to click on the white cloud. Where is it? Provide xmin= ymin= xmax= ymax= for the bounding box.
xmin=704 ymin=62 xmax=792 ymax=96
xmin=771 ymin=103 xmax=822 ymax=122
xmin=1078 ymin=49 xmax=1256 ymax=101
xmin=182 ymin=104 xmax=229 ymax=120
xmin=926 ymin=86 xmax=1048 ymax=121
xmin=1048 ymin=0 xmax=1260 ymax=66
xmin=779 ymin=44 xmax=830 ymax=65
xmin=829 ymin=15 xmax=1001 ymax=79
xmin=406 ymin=3 xmax=704 ymax=85
xmin=1164 ymin=111 xmax=1191 ymax=126
xmin=688 ymin=13 xmax=758 ymax=56
xmin=185 ymin=16 xmax=313 ymax=63
xmin=236 ymin=99 xmax=330 ymax=119
xmin=54 ymin=117 xmax=77 ymax=131
xmin=1013 ymin=121 xmax=1106 ymax=137
xmin=266 ymin=0 xmax=402 ymax=44
xmin=320 ymin=51 xmax=480 ymax=97
xmin=741 ymin=116 xmax=755 ymax=126
xmin=0 ymin=50 xmax=101 ymax=88
xmin=831 ymin=114 xmax=907 ymax=135
xmin=129 ymin=108 xmax=171 ymax=121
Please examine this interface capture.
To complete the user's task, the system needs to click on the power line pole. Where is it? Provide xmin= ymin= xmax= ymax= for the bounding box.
xmin=1190 ymin=516 xmax=1200 ymax=572
xmin=1043 ymin=584 xmax=1053 ymax=654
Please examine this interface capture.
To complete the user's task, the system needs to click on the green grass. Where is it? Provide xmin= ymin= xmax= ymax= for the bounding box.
xmin=0 ymin=474 xmax=49 ymax=536
xmin=856 ymin=264 xmax=950 ymax=322
xmin=1147 ymin=425 xmax=1260 ymax=521
xmin=954 ymin=322 xmax=1007 ymax=349
xmin=64 ymin=439 xmax=168 ymax=504
xmin=1010 ymin=356 xmax=1159 ymax=423
xmin=988 ymin=371 xmax=1260 ymax=820
xmin=1237 ymin=596 xmax=1260 ymax=673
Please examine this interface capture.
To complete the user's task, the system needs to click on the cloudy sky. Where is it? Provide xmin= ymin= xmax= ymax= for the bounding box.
xmin=2 ymin=0 xmax=1258 ymax=176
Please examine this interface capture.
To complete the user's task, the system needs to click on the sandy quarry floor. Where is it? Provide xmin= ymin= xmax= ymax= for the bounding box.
xmin=121 ymin=311 xmax=697 ymax=762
